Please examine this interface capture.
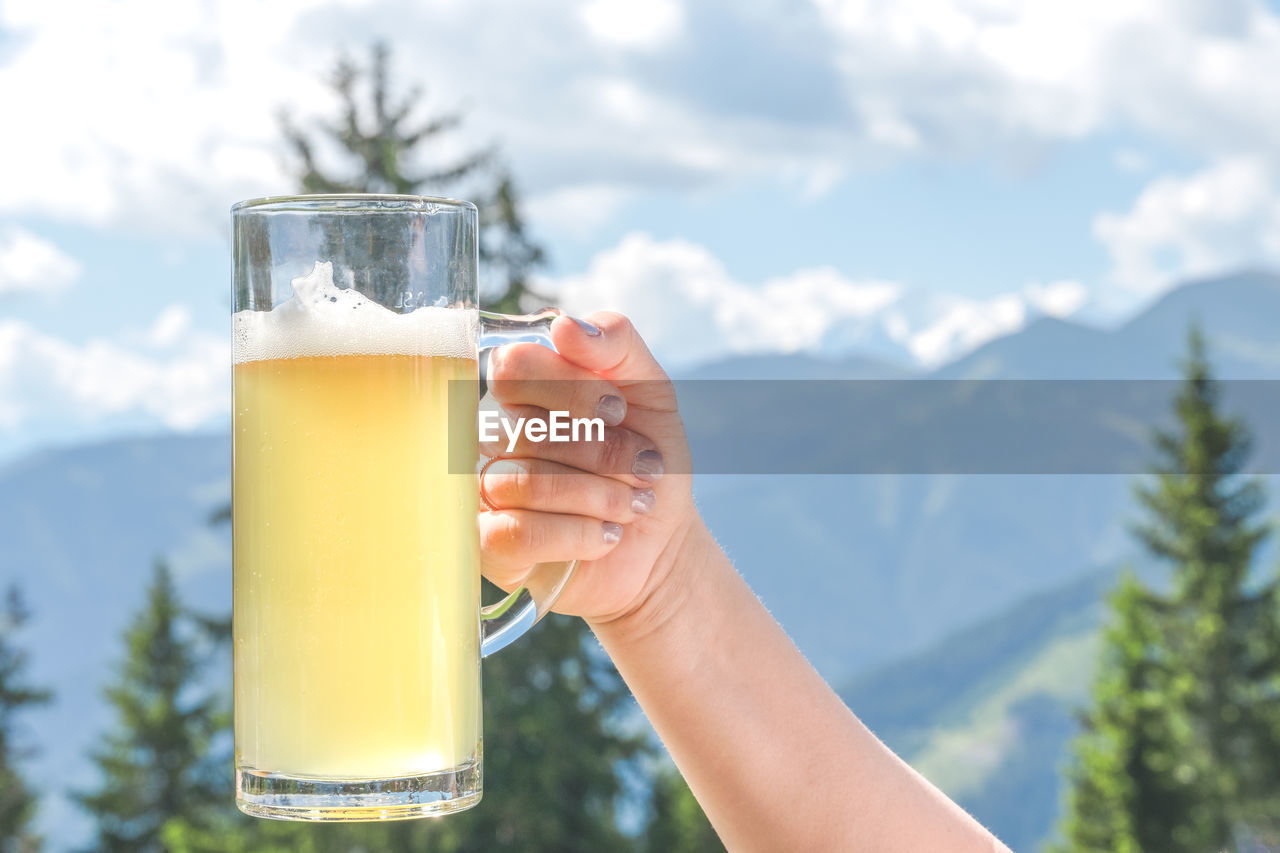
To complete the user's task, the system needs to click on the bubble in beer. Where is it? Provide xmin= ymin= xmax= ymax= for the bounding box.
xmin=232 ymin=262 xmax=476 ymax=363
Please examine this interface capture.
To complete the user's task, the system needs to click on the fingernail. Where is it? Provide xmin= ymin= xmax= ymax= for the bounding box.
xmin=603 ymin=522 xmax=623 ymax=544
xmin=632 ymin=449 xmax=664 ymax=483
xmin=596 ymin=394 xmax=626 ymax=426
xmin=631 ymin=488 xmax=656 ymax=514
xmin=572 ymin=316 xmax=601 ymax=336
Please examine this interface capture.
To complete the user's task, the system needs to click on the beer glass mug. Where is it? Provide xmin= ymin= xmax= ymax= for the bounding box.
xmin=231 ymin=195 xmax=575 ymax=821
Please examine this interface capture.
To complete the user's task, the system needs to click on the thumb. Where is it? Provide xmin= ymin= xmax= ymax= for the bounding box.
xmin=550 ymin=312 xmax=677 ymax=410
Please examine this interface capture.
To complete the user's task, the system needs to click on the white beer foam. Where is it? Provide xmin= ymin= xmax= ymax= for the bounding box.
xmin=233 ymin=262 xmax=477 ymax=364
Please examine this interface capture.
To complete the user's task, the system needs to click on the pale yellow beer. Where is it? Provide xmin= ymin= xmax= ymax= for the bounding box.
xmin=233 ymin=202 xmax=573 ymax=820
xmin=233 ymin=352 xmax=481 ymax=779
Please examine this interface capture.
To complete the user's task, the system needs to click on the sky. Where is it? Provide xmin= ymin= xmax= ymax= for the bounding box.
xmin=2 ymin=0 xmax=1280 ymax=459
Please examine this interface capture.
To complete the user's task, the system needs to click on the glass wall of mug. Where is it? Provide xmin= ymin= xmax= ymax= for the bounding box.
xmin=232 ymin=196 xmax=485 ymax=820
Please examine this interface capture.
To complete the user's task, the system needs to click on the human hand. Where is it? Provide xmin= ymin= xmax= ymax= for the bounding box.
xmin=478 ymin=312 xmax=700 ymax=625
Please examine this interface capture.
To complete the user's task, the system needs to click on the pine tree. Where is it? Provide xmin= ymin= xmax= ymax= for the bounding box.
xmin=0 ymin=585 xmax=51 ymax=853
xmin=478 ymin=172 xmax=546 ymax=314
xmin=1055 ymin=327 xmax=1280 ymax=850
xmin=642 ymin=765 xmax=724 ymax=853
xmin=280 ymin=41 xmax=546 ymax=312
xmin=77 ymin=561 xmax=227 ymax=853
xmin=159 ymin=812 xmax=329 ymax=853
xmin=1054 ymin=575 xmax=1209 ymax=853
xmin=436 ymin=608 xmax=647 ymax=852
xmin=1134 ymin=326 xmax=1280 ymax=841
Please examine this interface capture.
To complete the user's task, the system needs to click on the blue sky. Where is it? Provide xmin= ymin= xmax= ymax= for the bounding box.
xmin=1 ymin=0 xmax=1280 ymax=459
xmin=550 ymin=132 xmax=1177 ymax=293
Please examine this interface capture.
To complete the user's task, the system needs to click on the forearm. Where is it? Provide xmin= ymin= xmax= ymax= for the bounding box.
xmin=589 ymin=520 xmax=1007 ymax=853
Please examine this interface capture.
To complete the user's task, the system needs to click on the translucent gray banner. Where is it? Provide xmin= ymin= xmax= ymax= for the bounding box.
xmin=449 ymin=380 xmax=1280 ymax=474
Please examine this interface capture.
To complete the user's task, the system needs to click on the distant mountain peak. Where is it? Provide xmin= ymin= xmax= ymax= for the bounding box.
xmin=935 ymin=268 xmax=1280 ymax=380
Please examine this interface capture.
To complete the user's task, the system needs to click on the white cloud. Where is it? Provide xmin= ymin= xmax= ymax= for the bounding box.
xmin=552 ymin=233 xmax=906 ymax=367
xmin=550 ymin=232 xmax=1088 ymax=369
xmin=1094 ymin=157 xmax=1280 ymax=292
xmin=0 ymin=307 xmax=229 ymax=433
xmin=524 ymin=184 xmax=633 ymax=239
xmin=898 ymin=292 xmax=1028 ymax=367
xmin=0 ymin=228 xmax=81 ymax=294
xmin=552 ymin=233 xmax=760 ymax=368
xmin=144 ymin=305 xmax=194 ymax=348
xmin=1023 ymin=280 xmax=1090 ymax=317
xmin=579 ymin=0 xmax=684 ymax=50
xmin=0 ymin=0 xmax=337 ymax=234
xmin=7 ymin=0 xmax=1280 ymax=240
xmin=812 ymin=0 xmax=1280 ymax=161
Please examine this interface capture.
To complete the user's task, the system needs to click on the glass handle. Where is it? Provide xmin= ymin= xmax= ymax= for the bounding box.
xmin=477 ymin=308 xmax=576 ymax=657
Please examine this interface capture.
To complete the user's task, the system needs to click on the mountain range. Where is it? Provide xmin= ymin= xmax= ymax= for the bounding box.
xmin=683 ymin=268 xmax=1280 ymax=381
xmin=2 ymin=268 xmax=1278 ymax=849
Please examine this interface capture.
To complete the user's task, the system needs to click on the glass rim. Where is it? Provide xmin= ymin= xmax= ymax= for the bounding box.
xmin=231 ymin=193 xmax=477 ymax=214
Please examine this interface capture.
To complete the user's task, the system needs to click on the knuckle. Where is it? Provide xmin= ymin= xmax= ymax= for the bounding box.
xmin=525 ymin=463 xmax=563 ymax=509
xmin=579 ymin=521 xmax=600 ymax=553
xmin=501 ymin=343 xmax=542 ymax=377
xmin=594 ymin=428 xmax=631 ymax=475
xmin=503 ymin=514 xmax=527 ymax=552
xmin=518 ymin=512 xmax=546 ymax=555
xmin=556 ymin=472 xmax=602 ymax=518
xmin=509 ymin=462 xmax=534 ymax=504
xmin=488 ymin=345 xmax=535 ymax=394
xmin=601 ymin=481 xmax=629 ymax=518
xmin=486 ymin=460 xmax=530 ymax=505
xmin=487 ymin=344 xmax=514 ymax=382
xmin=481 ymin=511 xmax=534 ymax=556
xmin=576 ymin=384 xmax=601 ymax=418
xmin=594 ymin=311 xmax=631 ymax=336
xmin=478 ymin=512 xmax=514 ymax=553
xmin=536 ymin=466 xmax=567 ymax=507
